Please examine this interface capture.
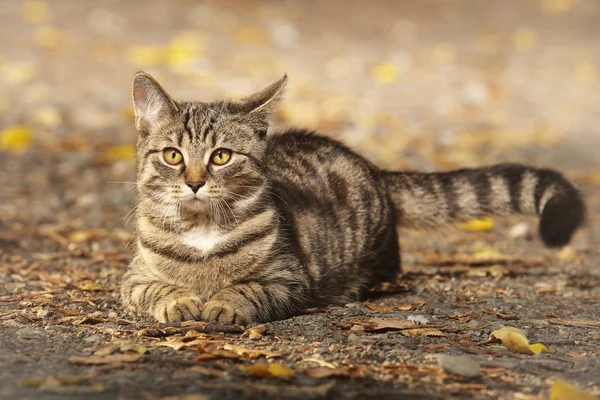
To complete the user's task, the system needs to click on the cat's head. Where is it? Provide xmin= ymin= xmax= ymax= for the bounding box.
xmin=131 ymin=72 xmax=286 ymax=216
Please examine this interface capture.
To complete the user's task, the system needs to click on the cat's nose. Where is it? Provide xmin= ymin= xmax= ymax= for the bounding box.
xmin=186 ymin=180 xmax=205 ymax=194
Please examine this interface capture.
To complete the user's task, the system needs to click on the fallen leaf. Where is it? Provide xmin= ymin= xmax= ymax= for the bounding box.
xmin=456 ymin=217 xmax=495 ymax=232
xmin=550 ymin=378 xmax=600 ymax=400
xmin=77 ymin=282 xmax=103 ymax=292
xmin=222 ymin=344 xmax=281 ymax=359
xmin=360 ymin=318 xmax=420 ymax=332
xmin=557 ymin=246 xmax=585 ymax=261
xmin=489 ymin=326 xmax=546 ymax=355
xmin=68 ymin=354 xmax=144 ymax=365
xmin=240 ymin=363 xmax=295 ymax=379
xmin=401 ymin=328 xmax=445 ymax=337
xmin=69 ymin=229 xmax=108 ymax=243
xmin=0 ymin=125 xmax=33 ymax=154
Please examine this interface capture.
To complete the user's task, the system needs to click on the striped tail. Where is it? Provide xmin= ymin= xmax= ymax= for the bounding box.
xmin=384 ymin=163 xmax=585 ymax=248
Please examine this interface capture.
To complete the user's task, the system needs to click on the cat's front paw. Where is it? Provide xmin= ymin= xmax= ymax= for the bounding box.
xmin=202 ymin=299 xmax=254 ymax=325
xmin=154 ymin=296 xmax=202 ymax=323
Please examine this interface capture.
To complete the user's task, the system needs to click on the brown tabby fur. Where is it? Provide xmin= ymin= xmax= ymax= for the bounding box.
xmin=120 ymin=72 xmax=585 ymax=324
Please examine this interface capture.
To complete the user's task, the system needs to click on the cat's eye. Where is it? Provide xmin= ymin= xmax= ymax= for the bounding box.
xmin=163 ymin=148 xmax=183 ymax=165
xmin=211 ymin=149 xmax=232 ymax=166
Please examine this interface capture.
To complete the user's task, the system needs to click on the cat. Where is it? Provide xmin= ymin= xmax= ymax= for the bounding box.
xmin=120 ymin=72 xmax=585 ymax=325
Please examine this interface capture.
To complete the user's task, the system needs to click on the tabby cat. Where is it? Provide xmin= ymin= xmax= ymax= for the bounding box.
xmin=120 ymin=72 xmax=585 ymax=324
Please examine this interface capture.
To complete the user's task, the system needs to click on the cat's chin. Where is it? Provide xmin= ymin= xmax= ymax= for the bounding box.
xmin=181 ymin=198 xmax=211 ymax=213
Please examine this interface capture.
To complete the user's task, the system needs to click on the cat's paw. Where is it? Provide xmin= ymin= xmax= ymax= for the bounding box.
xmin=154 ymin=296 xmax=202 ymax=323
xmin=202 ymin=299 xmax=253 ymax=325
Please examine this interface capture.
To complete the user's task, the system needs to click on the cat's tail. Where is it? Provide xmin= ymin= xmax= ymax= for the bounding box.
xmin=383 ymin=163 xmax=585 ymax=247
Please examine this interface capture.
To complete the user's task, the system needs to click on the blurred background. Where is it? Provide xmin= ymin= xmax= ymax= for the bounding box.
xmin=0 ymin=0 xmax=599 ymax=233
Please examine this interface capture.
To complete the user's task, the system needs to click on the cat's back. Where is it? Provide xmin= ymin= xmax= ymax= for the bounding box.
xmin=265 ymin=130 xmax=395 ymax=300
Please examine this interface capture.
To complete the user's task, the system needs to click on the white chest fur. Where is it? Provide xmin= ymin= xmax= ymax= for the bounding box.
xmin=181 ymin=226 xmax=228 ymax=254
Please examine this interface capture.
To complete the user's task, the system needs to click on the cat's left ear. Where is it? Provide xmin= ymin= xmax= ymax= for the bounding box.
xmin=132 ymin=72 xmax=179 ymax=135
xmin=238 ymin=74 xmax=288 ymax=115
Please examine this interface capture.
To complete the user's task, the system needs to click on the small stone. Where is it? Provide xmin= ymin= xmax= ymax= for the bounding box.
xmin=16 ymin=327 xmax=46 ymax=340
xmin=350 ymin=324 xmax=365 ymax=331
xmin=508 ymin=222 xmax=530 ymax=239
xmin=439 ymin=355 xmax=481 ymax=378
xmin=36 ymin=309 xmax=53 ymax=319
xmin=83 ymin=334 xmax=103 ymax=344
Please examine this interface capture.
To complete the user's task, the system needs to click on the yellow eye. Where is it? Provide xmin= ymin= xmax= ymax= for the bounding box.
xmin=211 ymin=149 xmax=232 ymax=166
xmin=163 ymin=148 xmax=183 ymax=165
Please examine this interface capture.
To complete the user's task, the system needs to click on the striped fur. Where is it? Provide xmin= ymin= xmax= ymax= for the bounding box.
xmin=120 ymin=72 xmax=585 ymax=324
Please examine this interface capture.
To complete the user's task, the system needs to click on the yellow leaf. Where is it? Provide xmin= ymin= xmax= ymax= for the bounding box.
xmin=78 ymin=282 xmax=103 ymax=292
xmin=457 ymin=217 xmax=494 ymax=232
xmin=490 ymin=326 xmax=547 ymax=355
xmin=557 ymin=246 xmax=585 ymax=261
xmin=372 ymin=63 xmax=398 ymax=84
xmin=541 ymin=0 xmax=579 ymax=14
xmin=22 ymin=0 xmax=49 ymax=24
xmin=0 ymin=125 xmax=33 ymax=154
xmin=550 ymin=378 xmax=600 ymax=400
xmin=127 ymin=45 xmax=164 ymax=67
xmin=240 ymin=363 xmax=295 ymax=379
xmin=103 ymin=145 xmax=135 ymax=162
xmin=529 ymin=343 xmax=547 ymax=355
xmin=513 ymin=27 xmax=538 ymax=52
xmin=34 ymin=25 xmax=61 ymax=50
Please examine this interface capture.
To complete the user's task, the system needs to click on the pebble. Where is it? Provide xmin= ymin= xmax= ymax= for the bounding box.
xmin=439 ymin=354 xmax=481 ymax=378
xmin=36 ymin=309 xmax=53 ymax=319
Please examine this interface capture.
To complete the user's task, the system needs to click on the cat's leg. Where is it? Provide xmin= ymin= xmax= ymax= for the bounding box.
xmin=202 ymin=273 xmax=309 ymax=325
xmin=120 ymin=256 xmax=202 ymax=323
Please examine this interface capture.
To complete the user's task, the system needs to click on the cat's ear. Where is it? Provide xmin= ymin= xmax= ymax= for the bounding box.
xmin=132 ymin=72 xmax=179 ymax=134
xmin=238 ymin=74 xmax=288 ymax=115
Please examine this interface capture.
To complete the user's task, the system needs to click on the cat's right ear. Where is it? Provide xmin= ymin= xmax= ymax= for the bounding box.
xmin=132 ymin=72 xmax=179 ymax=135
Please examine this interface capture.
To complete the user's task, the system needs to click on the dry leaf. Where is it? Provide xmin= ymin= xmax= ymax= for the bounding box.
xmin=490 ymin=326 xmax=546 ymax=355
xmin=240 ymin=363 xmax=295 ymax=379
xmin=550 ymin=378 xmax=599 ymax=400
xmin=557 ymin=246 xmax=585 ymax=261
xmin=68 ymin=354 xmax=144 ymax=365
xmin=1 ymin=125 xmax=33 ymax=154
xmin=364 ymin=300 xmax=425 ymax=312
xmin=360 ymin=318 xmax=420 ymax=331
xmin=457 ymin=217 xmax=494 ymax=232
xmin=222 ymin=344 xmax=281 ymax=359
xmin=401 ymin=328 xmax=445 ymax=337
xmin=78 ymin=282 xmax=103 ymax=292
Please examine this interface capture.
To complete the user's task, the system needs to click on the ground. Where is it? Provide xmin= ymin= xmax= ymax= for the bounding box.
xmin=1 ymin=1 xmax=599 ymax=399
